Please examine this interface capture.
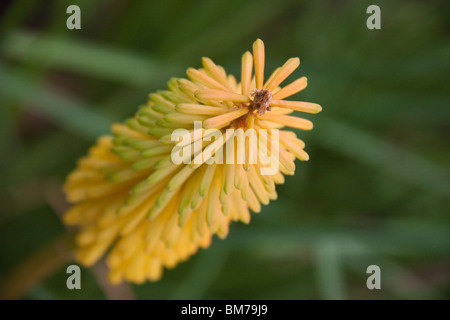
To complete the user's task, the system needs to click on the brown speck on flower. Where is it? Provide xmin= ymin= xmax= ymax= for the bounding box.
xmin=250 ymin=89 xmax=272 ymax=115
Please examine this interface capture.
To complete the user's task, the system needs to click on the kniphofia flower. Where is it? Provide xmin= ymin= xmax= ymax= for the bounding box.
xmin=63 ymin=39 xmax=322 ymax=284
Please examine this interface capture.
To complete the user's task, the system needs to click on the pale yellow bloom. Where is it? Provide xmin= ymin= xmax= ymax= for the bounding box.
xmin=63 ymin=39 xmax=321 ymax=284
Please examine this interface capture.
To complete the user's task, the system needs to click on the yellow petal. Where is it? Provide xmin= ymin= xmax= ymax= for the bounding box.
xmin=149 ymin=93 xmax=175 ymax=110
xmin=270 ymin=99 xmax=322 ymax=114
xmin=206 ymin=168 xmax=222 ymax=227
xmin=252 ymin=39 xmax=265 ymax=89
xmin=202 ymin=57 xmax=233 ymax=90
xmin=164 ymin=112 xmax=208 ymax=124
xmin=175 ymin=103 xmax=228 ymax=116
xmin=280 ymin=134 xmax=309 ymax=161
xmin=248 ymin=165 xmax=270 ymax=205
xmin=167 ymin=165 xmax=195 ymax=192
xmin=241 ymin=51 xmax=253 ymax=96
xmin=146 ymin=165 xmax=178 ymax=186
xmin=273 ymin=77 xmax=308 ymax=100
xmin=199 ymin=164 xmax=217 ymax=197
xmin=194 ymin=89 xmax=249 ymax=104
xmin=222 ymin=164 xmax=235 ymax=195
xmin=203 ymin=108 xmax=249 ymax=129
xmin=140 ymin=145 xmax=173 ymax=158
xmin=258 ymin=114 xmax=313 ymax=130
xmin=264 ymin=57 xmax=300 ymax=91
xmin=187 ymin=68 xmax=229 ymax=91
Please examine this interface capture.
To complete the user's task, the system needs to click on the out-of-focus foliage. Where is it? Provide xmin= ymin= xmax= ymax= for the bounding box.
xmin=0 ymin=0 xmax=449 ymax=299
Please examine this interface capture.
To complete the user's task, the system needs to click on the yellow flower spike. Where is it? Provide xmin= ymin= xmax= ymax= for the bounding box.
xmin=63 ymin=39 xmax=322 ymax=284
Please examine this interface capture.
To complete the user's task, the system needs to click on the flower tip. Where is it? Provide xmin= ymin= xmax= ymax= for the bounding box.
xmin=186 ymin=67 xmax=195 ymax=77
xmin=253 ymin=39 xmax=264 ymax=51
xmin=254 ymin=38 xmax=264 ymax=46
xmin=301 ymin=151 xmax=310 ymax=161
xmin=201 ymin=57 xmax=210 ymax=67
xmin=193 ymin=90 xmax=201 ymax=100
xmin=252 ymin=39 xmax=265 ymax=57
xmin=312 ymin=104 xmax=322 ymax=114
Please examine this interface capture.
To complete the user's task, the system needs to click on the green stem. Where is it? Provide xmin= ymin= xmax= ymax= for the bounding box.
xmin=0 ymin=233 xmax=75 ymax=300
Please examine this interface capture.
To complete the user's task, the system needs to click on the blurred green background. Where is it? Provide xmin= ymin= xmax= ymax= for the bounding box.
xmin=0 ymin=0 xmax=449 ymax=300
